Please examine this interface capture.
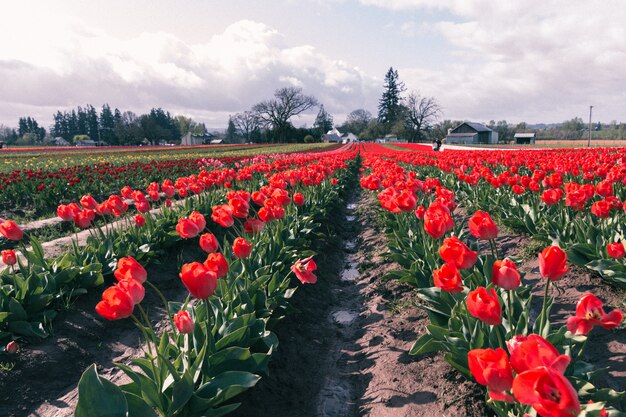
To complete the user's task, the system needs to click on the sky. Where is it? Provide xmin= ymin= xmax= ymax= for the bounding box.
xmin=1 ymin=0 xmax=625 ymax=130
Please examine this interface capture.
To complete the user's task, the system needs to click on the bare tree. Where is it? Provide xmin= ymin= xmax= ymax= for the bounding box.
xmin=343 ymin=109 xmax=372 ymax=136
xmin=232 ymin=111 xmax=260 ymax=143
xmin=405 ymin=91 xmax=442 ymax=143
xmin=253 ymin=87 xmax=318 ymax=143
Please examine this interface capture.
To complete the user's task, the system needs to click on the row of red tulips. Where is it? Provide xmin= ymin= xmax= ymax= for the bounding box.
xmin=358 ymin=142 xmax=624 ymax=417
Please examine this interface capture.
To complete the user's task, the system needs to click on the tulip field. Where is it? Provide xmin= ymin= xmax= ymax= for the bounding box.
xmin=1 ymin=142 xmax=625 ymax=416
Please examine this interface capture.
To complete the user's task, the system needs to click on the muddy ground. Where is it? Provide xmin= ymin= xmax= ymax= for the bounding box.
xmin=1 ymin=190 xmax=624 ymax=416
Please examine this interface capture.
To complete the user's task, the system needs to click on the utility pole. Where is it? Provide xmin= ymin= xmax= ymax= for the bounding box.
xmin=587 ymin=106 xmax=593 ymax=148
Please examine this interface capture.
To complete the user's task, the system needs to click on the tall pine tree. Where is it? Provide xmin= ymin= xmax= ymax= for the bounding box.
xmin=377 ymin=67 xmax=405 ymax=133
xmin=313 ymin=104 xmax=333 ymax=138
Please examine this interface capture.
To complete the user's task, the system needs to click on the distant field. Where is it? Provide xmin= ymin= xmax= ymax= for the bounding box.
xmin=434 ymin=139 xmax=626 ymax=149
xmin=534 ymin=139 xmax=626 ymax=147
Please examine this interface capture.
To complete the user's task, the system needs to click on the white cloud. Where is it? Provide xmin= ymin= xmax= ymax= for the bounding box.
xmin=0 ymin=17 xmax=377 ymax=127
xmin=362 ymin=0 xmax=626 ymax=122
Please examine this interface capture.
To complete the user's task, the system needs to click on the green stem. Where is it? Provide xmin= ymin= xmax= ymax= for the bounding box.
xmin=131 ymin=313 xmax=158 ymax=374
xmin=145 ymin=280 xmax=175 ymax=333
xmin=494 ymin=324 xmax=506 ymax=350
xmin=489 ymin=239 xmax=499 ymax=259
xmin=137 ymin=304 xmax=159 ymax=358
xmin=472 ymin=267 xmax=485 ymax=288
xmin=539 ymin=279 xmax=551 ymax=335
xmin=507 ymin=289 xmax=514 ymax=336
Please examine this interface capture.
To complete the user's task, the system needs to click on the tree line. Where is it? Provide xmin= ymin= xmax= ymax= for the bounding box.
xmin=3 ymin=67 xmax=623 ymax=146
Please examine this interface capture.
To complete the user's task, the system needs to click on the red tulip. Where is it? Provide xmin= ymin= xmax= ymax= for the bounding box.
xmin=1 ymin=249 xmax=17 ymax=266
xmin=293 ymin=192 xmax=305 ymax=206
xmin=117 ymin=278 xmax=145 ymax=304
xmin=291 ymin=257 xmax=317 ymax=284
xmin=590 ymin=200 xmax=611 ymax=218
xmin=211 ymin=205 xmax=234 ymax=228
xmin=148 ymin=190 xmax=160 ymax=202
xmin=251 ymin=191 xmax=268 ymax=205
xmin=243 ymin=218 xmax=265 ymax=234
xmin=57 ymin=204 xmax=78 ymax=221
xmin=179 ymin=262 xmax=218 ymax=299
xmin=492 ymin=259 xmax=521 ymax=290
xmin=566 ymin=293 xmax=623 ymax=335
xmin=121 ymin=186 xmax=133 ymax=199
xmin=199 ymin=233 xmax=219 ymax=253
xmin=414 ymin=205 xmax=425 ymax=219
xmin=538 ymin=246 xmax=568 ymax=281
xmin=271 ymin=188 xmax=291 ymax=206
xmin=423 ymin=204 xmax=454 ymax=239
xmin=176 ymin=218 xmax=201 ymax=239
xmin=80 ymin=194 xmax=98 ymax=210
xmin=607 ymin=242 xmax=625 ymax=259
xmin=232 ymin=237 xmax=253 ymax=258
xmin=135 ymin=200 xmax=151 ymax=213
xmin=596 ymin=180 xmax=613 ymax=197
xmin=204 ymin=252 xmax=229 ymax=278
xmin=228 ymin=197 xmax=250 ymax=218
xmin=433 ymin=263 xmax=463 ymax=293
xmin=258 ymin=207 xmax=275 ymax=223
xmin=541 ymin=189 xmax=561 ymax=205
xmin=174 ymin=310 xmax=194 ymax=334
xmin=114 ymin=256 xmax=147 ymax=283
xmin=506 ymin=334 xmax=570 ymax=375
xmin=0 ymin=220 xmax=23 ymax=241
xmin=439 ymin=236 xmax=477 ymax=270
xmin=468 ymin=210 xmax=498 ymax=240
xmin=512 ymin=367 xmax=580 ymax=417
xmin=466 ymin=287 xmax=502 ymax=325
xmin=468 ymin=348 xmax=514 ymax=395
xmin=134 ymin=214 xmax=145 ymax=227
xmin=396 ymin=189 xmax=417 ymax=212
xmin=188 ymin=211 xmax=206 ymax=231
xmin=95 ymin=285 xmax=135 ymax=320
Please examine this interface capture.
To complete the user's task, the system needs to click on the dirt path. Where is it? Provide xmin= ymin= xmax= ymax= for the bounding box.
xmin=232 ymin=191 xmax=488 ymax=417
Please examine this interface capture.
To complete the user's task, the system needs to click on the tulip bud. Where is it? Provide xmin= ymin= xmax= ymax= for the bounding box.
xmin=174 ymin=310 xmax=194 ymax=334
xmin=6 ymin=340 xmax=19 ymax=353
xmin=2 ymin=249 xmax=17 ymax=266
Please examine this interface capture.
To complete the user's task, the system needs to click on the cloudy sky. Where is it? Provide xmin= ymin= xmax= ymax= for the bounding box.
xmin=1 ymin=0 xmax=625 ymax=129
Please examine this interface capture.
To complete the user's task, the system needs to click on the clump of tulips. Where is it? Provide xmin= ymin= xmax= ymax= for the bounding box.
xmin=73 ymin=156 xmax=351 ymax=417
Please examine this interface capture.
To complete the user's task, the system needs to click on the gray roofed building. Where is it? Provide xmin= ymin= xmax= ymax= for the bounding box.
xmin=445 ymin=122 xmax=498 ymax=144
xmin=514 ymin=132 xmax=536 ymax=144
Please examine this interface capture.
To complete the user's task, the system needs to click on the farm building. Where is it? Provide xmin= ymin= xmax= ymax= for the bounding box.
xmin=322 ymin=127 xmax=342 ymax=143
xmin=342 ymin=132 xmax=358 ymax=143
xmin=181 ymin=132 xmax=215 ymax=145
xmin=48 ymin=137 xmax=71 ymax=146
xmin=514 ymin=132 xmax=536 ymax=144
xmin=446 ymin=122 xmax=498 ymax=144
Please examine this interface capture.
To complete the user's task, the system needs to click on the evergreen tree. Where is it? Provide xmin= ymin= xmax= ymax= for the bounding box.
xmin=313 ymin=104 xmax=333 ymax=138
xmin=86 ymin=105 xmax=99 ymax=141
xmin=377 ymin=67 xmax=406 ymax=133
xmin=100 ymin=104 xmax=116 ymax=144
xmin=225 ymin=116 xmax=238 ymax=143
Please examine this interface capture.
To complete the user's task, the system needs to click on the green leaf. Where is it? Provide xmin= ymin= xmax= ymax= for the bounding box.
xmin=75 ymin=364 xmax=129 ymax=417
xmin=168 ymin=371 xmax=194 ymax=415
xmin=409 ymin=333 xmax=440 ymax=356
xmin=124 ymin=392 xmax=158 ymax=417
